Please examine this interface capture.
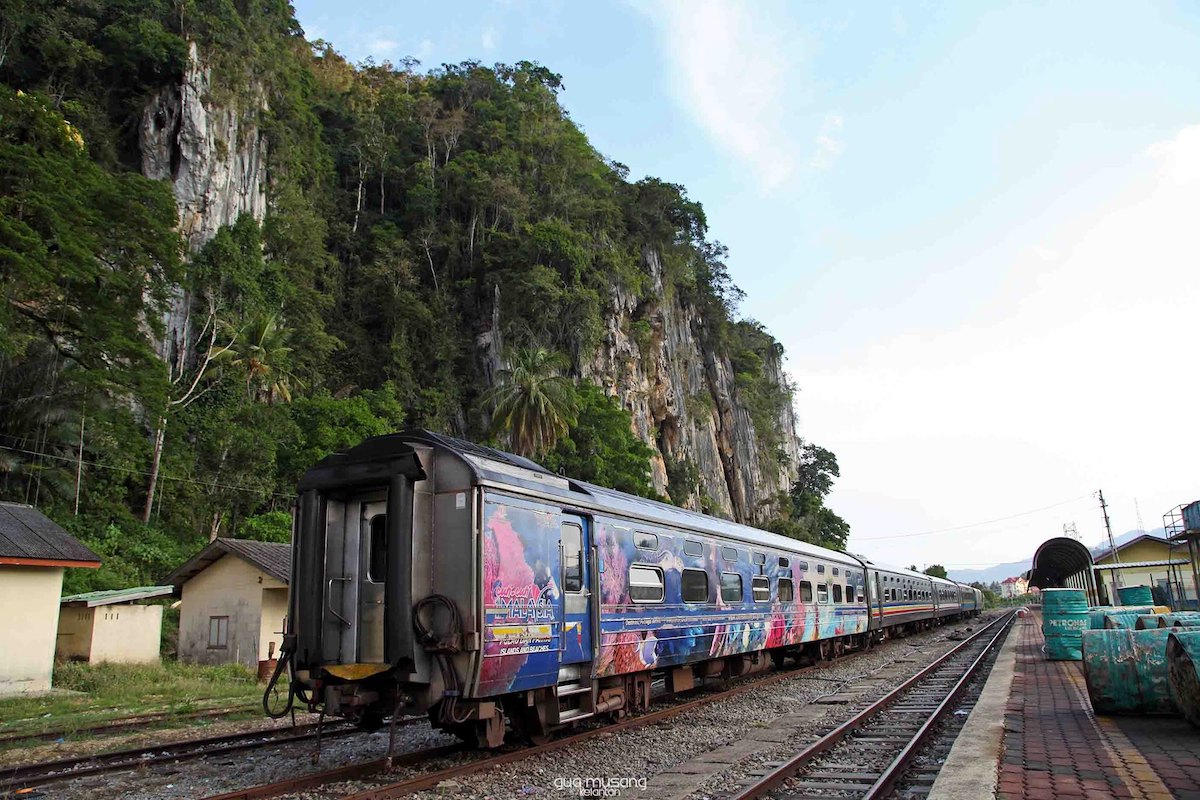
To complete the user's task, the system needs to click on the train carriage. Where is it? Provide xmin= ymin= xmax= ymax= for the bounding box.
xmin=274 ymin=430 xmax=980 ymax=746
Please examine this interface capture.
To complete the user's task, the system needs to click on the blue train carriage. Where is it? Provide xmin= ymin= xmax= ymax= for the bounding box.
xmin=282 ymin=430 xmax=873 ymax=747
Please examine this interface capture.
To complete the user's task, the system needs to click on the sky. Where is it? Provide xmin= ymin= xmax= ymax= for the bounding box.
xmin=292 ymin=0 xmax=1200 ymax=571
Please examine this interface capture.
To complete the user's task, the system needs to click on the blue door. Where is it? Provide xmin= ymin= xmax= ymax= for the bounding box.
xmin=560 ymin=515 xmax=592 ymax=665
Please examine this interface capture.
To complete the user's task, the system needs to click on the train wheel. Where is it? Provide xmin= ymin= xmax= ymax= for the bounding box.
xmin=832 ymin=639 xmax=845 ymax=659
xmin=818 ymin=640 xmax=833 ymax=661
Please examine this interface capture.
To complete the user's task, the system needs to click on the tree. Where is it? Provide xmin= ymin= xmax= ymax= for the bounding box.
xmin=541 ymin=382 xmax=656 ymax=499
xmin=907 ymin=564 xmax=919 ymax=572
xmin=923 ymin=564 xmax=948 ymax=579
xmin=209 ymin=313 xmax=299 ymax=404
xmin=484 ymin=347 xmax=576 ymax=458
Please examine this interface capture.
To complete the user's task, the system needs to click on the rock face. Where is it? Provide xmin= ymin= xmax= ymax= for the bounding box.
xmin=140 ymin=41 xmax=268 ymax=376
xmin=137 ymin=44 xmax=799 ymax=527
xmin=584 ymin=250 xmax=802 ymax=525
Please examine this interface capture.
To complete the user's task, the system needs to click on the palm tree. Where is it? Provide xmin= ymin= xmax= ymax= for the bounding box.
xmin=210 ymin=313 xmax=299 ymax=404
xmin=485 ymin=347 xmax=577 ymax=458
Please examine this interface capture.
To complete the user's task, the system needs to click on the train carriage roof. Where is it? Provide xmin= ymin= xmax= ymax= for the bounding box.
xmin=388 ymin=430 xmax=863 ymax=568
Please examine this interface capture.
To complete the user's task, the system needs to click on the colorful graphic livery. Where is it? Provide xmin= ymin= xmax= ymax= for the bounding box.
xmin=278 ymin=431 xmax=982 ymax=747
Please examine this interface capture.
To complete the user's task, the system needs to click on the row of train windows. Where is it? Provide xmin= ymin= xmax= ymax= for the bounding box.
xmin=634 ymin=532 xmax=860 ymax=583
xmin=629 ymin=565 xmax=866 ymax=605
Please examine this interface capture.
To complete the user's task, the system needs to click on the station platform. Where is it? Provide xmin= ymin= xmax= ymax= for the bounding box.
xmin=930 ymin=613 xmax=1200 ymax=800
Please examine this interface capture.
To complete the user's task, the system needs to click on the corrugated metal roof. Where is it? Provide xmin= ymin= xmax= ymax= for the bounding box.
xmin=163 ymin=538 xmax=291 ymax=589
xmin=61 ymin=585 xmax=174 ymax=607
xmin=0 ymin=502 xmax=101 ymax=566
xmin=1092 ymin=559 xmax=1189 ymax=570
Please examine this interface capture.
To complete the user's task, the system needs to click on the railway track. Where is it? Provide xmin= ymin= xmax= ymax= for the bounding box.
xmin=0 ymin=704 xmax=262 ymax=748
xmin=726 ymin=610 xmax=1015 ymax=800
xmin=0 ymin=719 xmax=361 ymax=795
xmin=204 ymin=620 xmax=987 ymax=800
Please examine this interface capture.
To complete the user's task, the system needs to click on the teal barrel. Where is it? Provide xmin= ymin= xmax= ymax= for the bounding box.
xmin=1043 ymin=588 xmax=1089 ymax=660
xmin=1166 ymin=612 xmax=1200 ymax=628
xmin=1118 ymin=585 xmax=1154 ymax=606
xmin=1088 ymin=606 xmax=1156 ymax=629
xmin=1167 ymin=631 xmax=1200 ymax=729
xmin=1136 ymin=614 xmax=1167 ymax=630
xmin=1103 ymin=613 xmax=1144 ymax=629
xmin=1081 ymin=628 xmax=1177 ymax=714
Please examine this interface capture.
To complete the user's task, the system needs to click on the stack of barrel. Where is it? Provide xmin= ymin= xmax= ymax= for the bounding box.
xmin=1078 ymin=594 xmax=1200 ymax=727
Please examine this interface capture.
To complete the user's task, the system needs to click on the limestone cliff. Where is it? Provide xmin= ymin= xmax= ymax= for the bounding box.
xmin=136 ymin=44 xmax=800 ymax=527
xmin=585 ymin=250 xmax=801 ymax=525
xmin=139 ymin=41 xmax=268 ymax=377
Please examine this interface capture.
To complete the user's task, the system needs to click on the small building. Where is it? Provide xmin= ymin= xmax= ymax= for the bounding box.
xmin=0 ymin=502 xmax=100 ymax=695
xmin=56 ymin=586 xmax=173 ymax=664
xmin=165 ymin=538 xmax=290 ymax=669
xmin=1092 ymin=533 xmax=1198 ymax=607
xmin=1001 ymin=575 xmax=1029 ymax=599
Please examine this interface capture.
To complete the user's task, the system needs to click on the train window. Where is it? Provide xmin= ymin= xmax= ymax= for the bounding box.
xmin=818 ymin=583 xmax=830 ymax=604
xmin=753 ymin=552 xmax=766 ymax=566
xmin=798 ymin=560 xmax=809 ymax=571
xmin=561 ymin=523 xmax=583 ymax=593
xmin=721 ymin=546 xmax=739 ymax=562
xmin=635 ymin=531 xmax=659 ymax=551
xmin=779 ymin=557 xmax=790 ymax=569
xmin=752 ymin=576 xmax=770 ymax=602
xmin=683 ymin=540 xmax=704 ymax=557
xmin=817 ymin=564 xmax=826 ymax=574
xmin=833 ymin=567 xmax=840 ymax=576
xmin=629 ymin=565 xmax=665 ymax=603
xmin=800 ymin=581 xmax=814 ymax=602
xmin=857 ymin=587 xmax=865 ymax=603
xmin=367 ymin=514 xmax=388 ymax=582
xmin=833 ymin=584 xmax=843 ymax=603
xmin=681 ymin=569 xmax=709 ymax=603
xmin=846 ymin=584 xmax=853 ymax=603
xmin=720 ymin=572 xmax=743 ymax=602
xmin=779 ymin=578 xmax=794 ymax=602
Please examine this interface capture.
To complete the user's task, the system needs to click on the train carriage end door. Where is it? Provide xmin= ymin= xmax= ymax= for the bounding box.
xmin=874 ymin=573 xmax=884 ymax=625
xmin=559 ymin=514 xmax=592 ymax=667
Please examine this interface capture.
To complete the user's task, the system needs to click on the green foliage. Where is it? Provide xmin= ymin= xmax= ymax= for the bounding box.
xmin=239 ymin=510 xmax=292 ymax=543
xmin=924 ymin=564 xmax=948 ymax=579
xmin=485 ymin=347 xmax=577 ymax=457
xmin=542 ymin=382 xmax=656 ymax=499
xmin=766 ymin=442 xmax=850 ymax=552
xmin=0 ymin=1 xmax=833 ymax=590
xmin=664 ymin=454 xmax=699 ymax=506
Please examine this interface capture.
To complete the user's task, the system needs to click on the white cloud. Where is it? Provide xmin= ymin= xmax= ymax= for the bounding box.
xmin=809 ymin=113 xmax=844 ymax=170
xmin=417 ymin=38 xmax=435 ymax=60
xmin=793 ymin=124 xmax=1200 ymax=569
xmin=365 ymin=38 xmax=398 ymax=57
xmin=641 ymin=0 xmax=796 ymax=191
xmin=482 ymin=26 xmax=497 ymax=51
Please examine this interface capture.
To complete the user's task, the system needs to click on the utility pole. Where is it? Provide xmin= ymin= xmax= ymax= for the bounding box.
xmin=73 ymin=415 xmax=85 ymax=516
xmin=1099 ymin=489 xmax=1122 ymax=602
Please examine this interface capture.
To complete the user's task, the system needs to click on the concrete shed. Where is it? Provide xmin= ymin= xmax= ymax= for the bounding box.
xmin=165 ymin=538 xmax=290 ymax=669
xmin=56 ymin=586 xmax=172 ymax=664
xmin=0 ymin=502 xmax=100 ymax=695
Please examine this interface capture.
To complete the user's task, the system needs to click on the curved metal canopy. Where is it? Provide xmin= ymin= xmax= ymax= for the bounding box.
xmin=1027 ymin=536 xmax=1093 ymax=589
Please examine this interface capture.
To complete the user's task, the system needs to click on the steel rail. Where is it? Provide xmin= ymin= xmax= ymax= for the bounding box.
xmin=0 ymin=705 xmax=262 ymax=747
xmin=0 ymin=720 xmax=358 ymax=793
xmin=727 ymin=610 xmax=1015 ymax=800
xmin=861 ymin=611 xmax=1014 ymax=799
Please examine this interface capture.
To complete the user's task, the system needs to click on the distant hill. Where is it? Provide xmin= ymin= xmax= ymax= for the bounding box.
xmin=947 ymin=528 xmax=1166 ymax=586
xmin=948 ymin=560 xmax=1032 ymax=585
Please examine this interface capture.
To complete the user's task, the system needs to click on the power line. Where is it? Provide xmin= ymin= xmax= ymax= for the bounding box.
xmin=854 ymin=493 xmax=1095 ymax=541
xmin=0 ymin=443 xmax=296 ymax=500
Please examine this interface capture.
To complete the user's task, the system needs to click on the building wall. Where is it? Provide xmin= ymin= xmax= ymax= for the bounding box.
xmin=56 ymin=607 xmax=96 ymax=660
xmin=1095 ymin=539 xmax=1199 ymax=606
xmin=178 ymin=554 xmax=285 ymax=668
xmin=259 ymin=587 xmax=288 ymax=662
xmin=0 ymin=566 xmax=64 ymax=695
xmin=90 ymin=604 xmax=162 ymax=664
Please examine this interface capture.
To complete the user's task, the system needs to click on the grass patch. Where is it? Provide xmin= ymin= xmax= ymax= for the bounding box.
xmin=0 ymin=660 xmax=264 ymax=739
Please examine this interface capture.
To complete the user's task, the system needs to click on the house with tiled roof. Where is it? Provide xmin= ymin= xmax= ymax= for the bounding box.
xmin=1000 ymin=575 xmax=1029 ymax=599
xmin=165 ymin=538 xmax=291 ymax=668
xmin=0 ymin=502 xmax=100 ymax=694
